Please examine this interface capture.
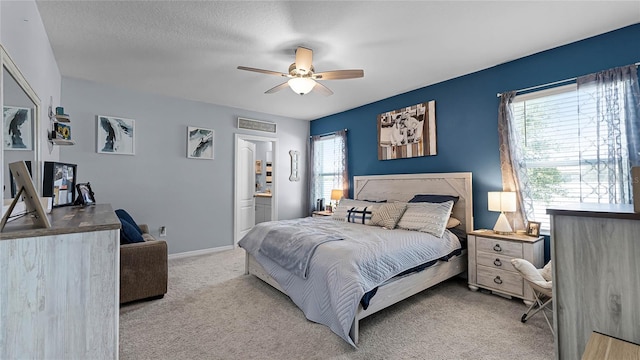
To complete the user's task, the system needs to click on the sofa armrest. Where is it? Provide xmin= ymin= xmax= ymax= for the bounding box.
xmin=120 ymin=238 xmax=168 ymax=304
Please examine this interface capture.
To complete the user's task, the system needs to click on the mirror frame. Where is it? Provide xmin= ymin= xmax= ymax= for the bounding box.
xmin=0 ymin=44 xmax=42 ymax=198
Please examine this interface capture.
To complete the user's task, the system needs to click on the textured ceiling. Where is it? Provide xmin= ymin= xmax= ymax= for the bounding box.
xmin=36 ymin=1 xmax=639 ymax=121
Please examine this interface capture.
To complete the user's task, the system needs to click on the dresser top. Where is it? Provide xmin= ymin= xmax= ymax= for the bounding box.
xmin=546 ymin=203 xmax=640 ymax=221
xmin=0 ymin=203 xmax=120 ymax=240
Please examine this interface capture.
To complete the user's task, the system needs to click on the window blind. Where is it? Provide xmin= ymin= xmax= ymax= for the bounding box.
xmin=512 ymin=82 xmax=632 ymax=230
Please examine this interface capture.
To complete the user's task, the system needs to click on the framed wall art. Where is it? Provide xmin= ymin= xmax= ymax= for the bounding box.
xmin=3 ymin=106 xmax=32 ymax=150
xmin=377 ymin=100 xmax=436 ymax=160
xmin=97 ymin=115 xmax=135 ymax=155
xmin=187 ymin=126 xmax=214 ymax=159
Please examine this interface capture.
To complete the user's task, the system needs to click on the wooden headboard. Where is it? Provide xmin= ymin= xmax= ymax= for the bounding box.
xmin=353 ymin=172 xmax=474 ymax=233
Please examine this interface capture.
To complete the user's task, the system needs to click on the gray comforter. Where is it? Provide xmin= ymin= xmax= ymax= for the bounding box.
xmin=238 ymin=217 xmax=461 ymax=346
xmin=259 ymin=224 xmax=344 ymax=279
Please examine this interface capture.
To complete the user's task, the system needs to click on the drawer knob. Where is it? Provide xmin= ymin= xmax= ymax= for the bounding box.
xmin=494 ymin=276 xmax=503 ymax=285
xmin=494 ymin=258 xmax=502 ymax=266
xmin=493 ymin=244 xmax=502 ymax=252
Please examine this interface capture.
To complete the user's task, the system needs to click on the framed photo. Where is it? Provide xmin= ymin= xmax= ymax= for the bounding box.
xmin=187 ymin=126 xmax=214 ymax=159
xmin=42 ymin=161 xmax=77 ymax=207
xmin=526 ymin=221 xmax=541 ymax=237
xmin=3 ymin=106 xmax=33 ymax=150
xmin=75 ymin=182 xmax=96 ymax=206
xmin=97 ymin=115 xmax=135 ymax=155
xmin=377 ymin=100 xmax=436 ymax=160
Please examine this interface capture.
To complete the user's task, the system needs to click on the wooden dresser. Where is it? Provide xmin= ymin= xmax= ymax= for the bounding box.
xmin=0 ymin=204 xmax=120 ymax=359
xmin=548 ymin=204 xmax=640 ymax=360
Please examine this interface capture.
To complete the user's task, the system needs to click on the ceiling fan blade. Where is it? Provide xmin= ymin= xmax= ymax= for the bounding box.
xmin=313 ymin=82 xmax=333 ymax=96
xmin=237 ymin=66 xmax=287 ymax=77
xmin=265 ymin=82 xmax=290 ymax=94
xmin=313 ymin=69 xmax=364 ymax=80
xmin=295 ymin=47 xmax=313 ymax=74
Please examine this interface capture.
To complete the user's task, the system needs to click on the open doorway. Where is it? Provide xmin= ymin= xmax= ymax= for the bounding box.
xmin=233 ymin=133 xmax=278 ymax=245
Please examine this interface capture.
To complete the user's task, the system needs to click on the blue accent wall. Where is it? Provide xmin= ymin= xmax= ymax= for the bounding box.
xmin=310 ymin=24 xmax=640 ymax=262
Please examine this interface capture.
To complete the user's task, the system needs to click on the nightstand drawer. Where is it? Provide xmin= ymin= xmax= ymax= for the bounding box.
xmin=476 ymin=237 xmax=523 ymax=258
xmin=477 ymin=266 xmax=523 ymax=296
xmin=476 ymin=252 xmax=517 ymax=272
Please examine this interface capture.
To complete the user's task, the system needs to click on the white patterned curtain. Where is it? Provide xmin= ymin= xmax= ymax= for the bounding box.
xmin=308 ymin=130 xmax=348 ymax=215
xmin=497 ymin=91 xmax=532 ymax=231
xmin=576 ymin=65 xmax=640 ymax=203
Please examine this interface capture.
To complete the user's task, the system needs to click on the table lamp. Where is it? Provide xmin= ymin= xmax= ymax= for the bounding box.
xmin=330 ymin=189 xmax=343 ymax=212
xmin=488 ymin=191 xmax=516 ymax=234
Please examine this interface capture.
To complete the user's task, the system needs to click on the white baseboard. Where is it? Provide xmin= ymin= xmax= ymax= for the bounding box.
xmin=168 ymin=245 xmax=235 ymax=260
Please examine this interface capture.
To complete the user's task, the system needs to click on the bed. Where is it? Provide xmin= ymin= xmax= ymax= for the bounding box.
xmin=239 ymin=172 xmax=473 ymax=346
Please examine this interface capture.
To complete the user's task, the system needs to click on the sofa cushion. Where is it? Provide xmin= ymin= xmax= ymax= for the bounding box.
xmin=120 ymin=219 xmax=145 ymax=244
xmin=116 ymin=209 xmax=143 ymax=235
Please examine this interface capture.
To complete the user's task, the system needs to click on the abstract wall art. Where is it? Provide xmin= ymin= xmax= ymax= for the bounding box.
xmin=97 ymin=115 xmax=135 ymax=155
xmin=187 ymin=126 xmax=214 ymax=160
xmin=3 ymin=106 xmax=32 ymax=150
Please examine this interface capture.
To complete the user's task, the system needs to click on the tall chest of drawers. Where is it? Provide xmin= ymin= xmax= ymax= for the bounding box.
xmin=467 ymin=230 xmax=544 ymax=303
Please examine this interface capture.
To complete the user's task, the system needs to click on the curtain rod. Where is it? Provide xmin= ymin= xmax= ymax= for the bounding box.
xmin=310 ymin=129 xmax=348 ymax=138
xmin=496 ymin=62 xmax=640 ymax=98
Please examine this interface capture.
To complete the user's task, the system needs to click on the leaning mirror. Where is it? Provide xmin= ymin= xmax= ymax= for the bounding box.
xmin=1 ymin=45 xmax=41 ymax=202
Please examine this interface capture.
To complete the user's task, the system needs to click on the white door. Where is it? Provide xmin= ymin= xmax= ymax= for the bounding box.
xmin=238 ymin=139 xmax=256 ymax=240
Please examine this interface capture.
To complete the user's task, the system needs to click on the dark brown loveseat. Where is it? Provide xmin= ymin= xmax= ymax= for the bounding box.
xmin=120 ymin=224 xmax=168 ymax=304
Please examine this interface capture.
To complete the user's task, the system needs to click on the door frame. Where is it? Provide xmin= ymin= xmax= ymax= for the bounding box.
xmin=233 ymin=133 xmax=278 ymax=245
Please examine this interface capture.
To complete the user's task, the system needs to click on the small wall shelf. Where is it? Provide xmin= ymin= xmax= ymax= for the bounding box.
xmin=47 ymin=99 xmax=75 ymax=152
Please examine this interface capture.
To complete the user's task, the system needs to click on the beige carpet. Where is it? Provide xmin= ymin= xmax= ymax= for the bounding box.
xmin=120 ymin=248 xmax=554 ymax=359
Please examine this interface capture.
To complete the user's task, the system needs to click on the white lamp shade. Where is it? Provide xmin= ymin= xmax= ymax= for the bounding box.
xmin=288 ymin=77 xmax=316 ymax=95
xmin=488 ymin=191 xmax=516 ymax=212
xmin=331 ymin=189 xmax=343 ymax=201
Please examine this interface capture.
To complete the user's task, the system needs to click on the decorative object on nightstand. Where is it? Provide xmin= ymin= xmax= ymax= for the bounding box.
xmin=526 ymin=221 xmax=541 ymax=237
xmin=467 ymin=230 xmax=544 ymax=304
xmin=488 ymin=191 xmax=516 ymax=234
xmin=330 ymin=189 xmax=342 ymax=212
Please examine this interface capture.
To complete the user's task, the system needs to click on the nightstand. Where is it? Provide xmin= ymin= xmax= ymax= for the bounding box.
xmin=312 ymin=210 xmax=333 ymax=218
xmin=467 ymin=229 xmax=544 ymax=303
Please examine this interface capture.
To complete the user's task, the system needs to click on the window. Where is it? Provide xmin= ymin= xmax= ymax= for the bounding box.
xmin=512 ymin=81 xmax=633 ymax=230
xmin=310 ymin=131 xmax=347 ymax=210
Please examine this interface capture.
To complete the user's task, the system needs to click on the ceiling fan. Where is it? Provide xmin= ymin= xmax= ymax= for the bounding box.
xmin=237 ymin=47 xmax=364 ymax=96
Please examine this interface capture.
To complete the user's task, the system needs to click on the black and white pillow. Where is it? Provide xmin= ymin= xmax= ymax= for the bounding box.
xmin=346 ymin=206 xmax=374 ymax=225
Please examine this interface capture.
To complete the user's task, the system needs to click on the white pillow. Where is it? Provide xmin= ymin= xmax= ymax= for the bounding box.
xmin=396 ymin=201 xmax=454 ymax=237
xmin=369 ymin=202 xmax=407 ymax=229
xmin=540 ymin=261 xmax=552 ymax=281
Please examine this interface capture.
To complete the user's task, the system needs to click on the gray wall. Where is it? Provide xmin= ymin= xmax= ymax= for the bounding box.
xmin=61 ymin=77 xmax=309 ymax=254
xmin=1 ymin=0 xmax=62 ymax=197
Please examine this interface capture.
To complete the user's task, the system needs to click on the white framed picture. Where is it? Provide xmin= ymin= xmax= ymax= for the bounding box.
xmin=97 ymin=115 xmax=135 ymax=155
xmin=3 ymin=106 xmax=33 ymax=150
xmin=187 ymin=126 xmax=214 ymax=160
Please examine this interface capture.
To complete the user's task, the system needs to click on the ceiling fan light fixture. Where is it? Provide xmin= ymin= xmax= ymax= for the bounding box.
xmin=288 ymin=77 xmax=316 ymax=95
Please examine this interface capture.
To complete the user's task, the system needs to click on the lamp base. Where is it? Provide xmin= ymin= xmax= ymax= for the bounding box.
xmin=493 ymin=212 xmax=513 ymax=234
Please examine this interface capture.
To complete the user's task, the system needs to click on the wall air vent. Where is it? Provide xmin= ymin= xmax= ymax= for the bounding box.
xmin=237 ymin=117 xmax=276 ymax=133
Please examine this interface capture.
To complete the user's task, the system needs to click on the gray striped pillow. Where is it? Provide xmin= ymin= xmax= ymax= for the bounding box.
xmin=397 ymin=201 xmax=454 ymax=237
xmin=370 ymin=202 xmax=407 ymax=229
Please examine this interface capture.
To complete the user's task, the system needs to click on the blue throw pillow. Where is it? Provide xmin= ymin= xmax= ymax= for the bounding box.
xmin=115 ymin=209 xmax=143 ymax=235
xmin=408 ymin=194 xmax=460 ymax=204
xmin=120 ymin=218 xmax=144 ymax=245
